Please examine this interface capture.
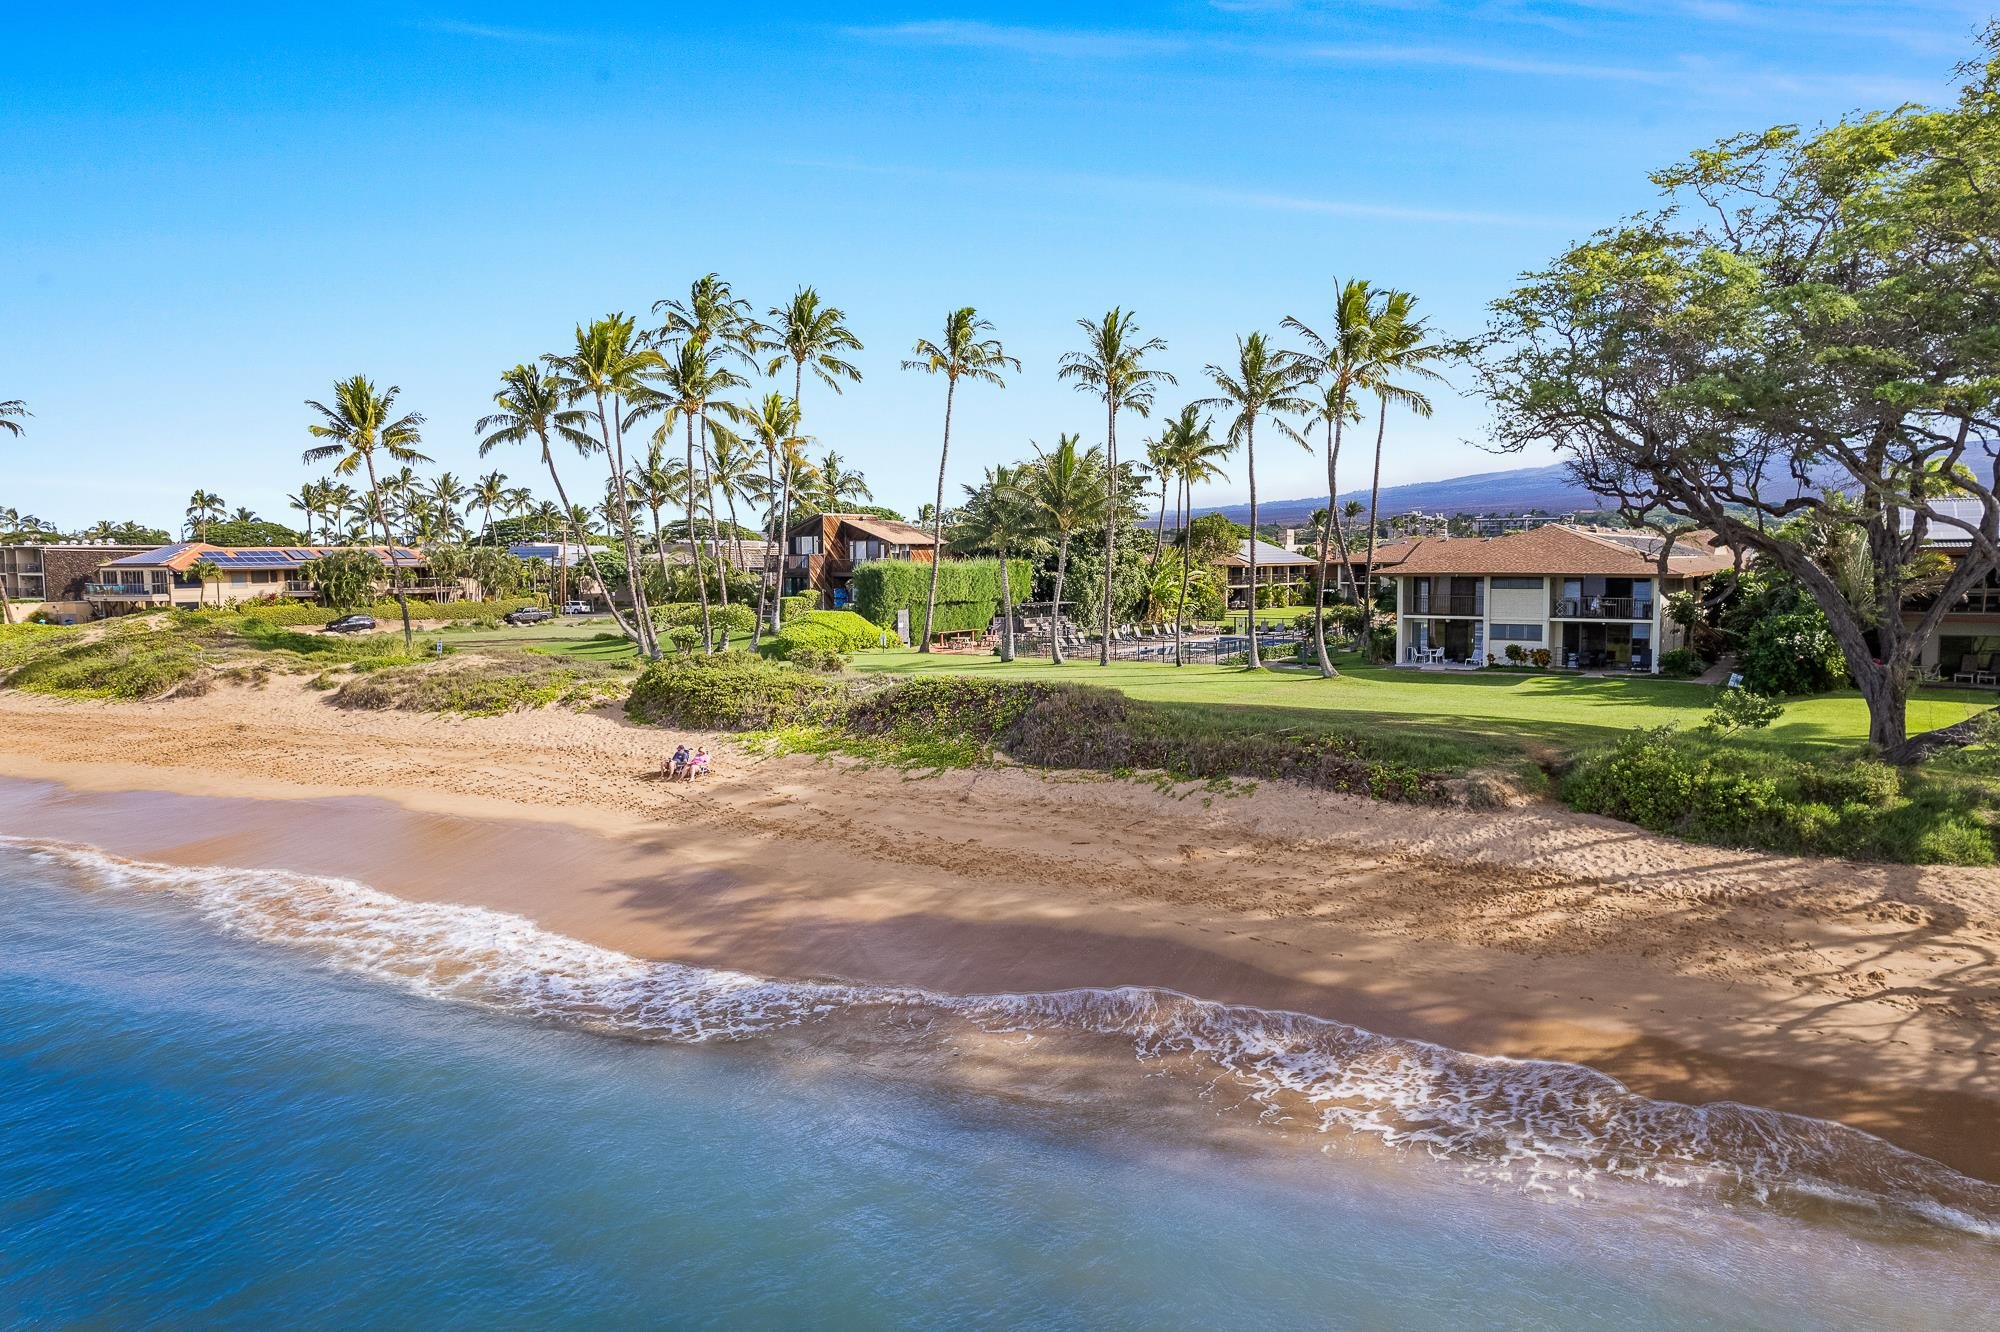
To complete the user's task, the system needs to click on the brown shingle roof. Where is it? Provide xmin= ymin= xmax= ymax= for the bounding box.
xmin=838 ymin=516 xmax=939 ymax=546
xmin=1387 ymin=525 xmax=1732 ymax=577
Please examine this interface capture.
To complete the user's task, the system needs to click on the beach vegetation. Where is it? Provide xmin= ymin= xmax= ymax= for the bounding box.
xmin=330 ymin=655 xmax=625 ymax=716
xmin=626 ymin=653 xmax=845 ymax=730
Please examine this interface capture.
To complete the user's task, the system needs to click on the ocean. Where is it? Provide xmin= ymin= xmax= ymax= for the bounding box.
xmin=2 ymin=836 xmax=1996 ymax=1328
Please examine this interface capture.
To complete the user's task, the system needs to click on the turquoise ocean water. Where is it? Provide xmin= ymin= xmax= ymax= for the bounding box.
xmin=2 ymin=837 xmax=1997 ymax=1328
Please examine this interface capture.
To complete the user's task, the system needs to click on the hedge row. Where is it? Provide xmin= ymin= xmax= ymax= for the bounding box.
xmin=849 ymin=558 xmax=1032 ymax=637
xmin=170 ymin=597 xmax=543 ymax=628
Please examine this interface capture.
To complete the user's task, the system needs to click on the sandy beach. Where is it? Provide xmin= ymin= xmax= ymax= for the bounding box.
xmin=1 ymin=680 xmax=1996 ymax=1180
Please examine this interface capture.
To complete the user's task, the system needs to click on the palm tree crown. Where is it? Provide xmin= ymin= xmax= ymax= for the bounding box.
xmin=0 ymin=400 xmax=29 ymax=438
xmin=302 ymin=375 xmax=430 ymax=651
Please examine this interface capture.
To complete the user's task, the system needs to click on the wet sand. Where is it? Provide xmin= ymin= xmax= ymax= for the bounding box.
xmin=1 ymin=682 xmax=1996 ymax=1180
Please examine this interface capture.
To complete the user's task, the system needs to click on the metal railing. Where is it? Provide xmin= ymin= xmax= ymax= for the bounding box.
xmin=1553 ymin=597 xmax=1652 ymax=619
xmin=83 ymin=582 xmax=164 ymax=598
xmin=1410 ymin=594 xmax=1481 ymax=616
xmin=1953 ymin=588 xmax=2000 ymax=614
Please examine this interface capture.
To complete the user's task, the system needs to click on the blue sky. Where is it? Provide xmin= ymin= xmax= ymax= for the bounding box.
xmin=2 ymin=1 xmax=1985 ymax=533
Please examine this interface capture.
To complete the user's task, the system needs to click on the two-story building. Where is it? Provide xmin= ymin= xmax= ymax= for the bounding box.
xmin=1 ymin=542 xmax=155 ymax=619
xmin=782 ymin=514 xmax=938 ymax=610
xmin=1215 ymin=540 xmax=1319 ymax=609
xmin=1388 ymin=526 xmax=1731 ymax=672
xmin=85 ymin=543 xmax=457 ymax=615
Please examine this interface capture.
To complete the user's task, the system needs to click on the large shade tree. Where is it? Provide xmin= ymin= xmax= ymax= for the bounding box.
xmin=1059 ymin=309 xmax=1175 ymax=665
xmin=303 ymin=376 xmax=431 ymax=652
xmin=903 ymin=308 xmax=1018 ymax=652
xmin=1476 ymin=27 xmax=2000 ymax=761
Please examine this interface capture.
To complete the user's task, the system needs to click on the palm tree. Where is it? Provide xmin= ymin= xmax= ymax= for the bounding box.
xmin=951 ymin=465 xmax=1047 ymax=662
xmin=642 ymin=336 xmax=748 ymax=650
xmin=1143 ymin=434 xmax=1176 ymax=579
xmin=1020 ymin=435 xmax=1106 ymax=665
xmin=1357 ymin=292 xmax=1446 ymax=661
xmin=504 ymin=486 xmax=534 ymax=519
xmin=903 ymin=308 xmax=1019 ymax=652
xmin=229 ymin=505 xmax=258 ymax=525
xmin=302 ymin=375 xmax=431 ymax=652
xmin=1286 ymin=279 xmax=1385 ymax=676
xmin=707 ymin=432 xmax=763 ymax=593
xmin=1058 ymin=309 xmax=1175 ymax=665
xmin=629 ymin=440 xmax=690 ymax=606
xmin=476 ymin=363 xmax=639 ymax=642
xmin=426 ymin=473 xmax=469 ymax=541
xmin=471 ymin=469 xmax=509 ymax=543
xmin=740 ymin=391 xmax=805 ymax=641
xmin=545 ymin=315 xmax=662 ymax=656
xmin=188 ymin=558 xmax=222 ymax=609
xmin=810 ymin=450 xmax=872 ymax=509
xmin=0 ymin=400 xmax=29 ymax=438
xmin=184 ymin=489 xmax=226 ymax=541
xmin=1156 ymin=407 xmax=1230 ymax=666
xmin=764 ymin=288 xmax=861 ymax=632
xmin=1193 ymin=334 xmax=1312 ymax=668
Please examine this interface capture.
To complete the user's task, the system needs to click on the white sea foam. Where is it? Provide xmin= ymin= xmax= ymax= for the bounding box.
xmin=11 ymin=835 xmax=1999 ymax=1240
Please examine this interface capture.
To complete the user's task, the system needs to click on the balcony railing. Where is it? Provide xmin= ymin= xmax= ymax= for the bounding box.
xmin=1411 ymin=594 xmax=1481 ymax=617
xmin=83 ymin=582 xmax=166 ymax=598
xmin=1952 ymin=588 xmax=2000 ymax=614
xmin=1554 ymin=597 xmax=1653 ymax=620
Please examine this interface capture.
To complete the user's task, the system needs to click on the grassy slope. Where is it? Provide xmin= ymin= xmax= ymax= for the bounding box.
xmin=847 ymin=648 xmax=1989 ymax=771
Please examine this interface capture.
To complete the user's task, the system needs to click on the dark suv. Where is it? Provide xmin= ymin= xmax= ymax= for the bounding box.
xmin=503 ymin=607 xmax=555 ymax=626
xmin=324 ymin=614 xmax=376 ymax=634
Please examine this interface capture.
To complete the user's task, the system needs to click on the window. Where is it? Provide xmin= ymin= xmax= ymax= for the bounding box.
xmin=792 ymin=535 xmax=821 ymax=556
xmin=1490 ymin=623 xmax=1542 ymax=642
xmin=1490 ymin=577 xmax=1541 ymax=590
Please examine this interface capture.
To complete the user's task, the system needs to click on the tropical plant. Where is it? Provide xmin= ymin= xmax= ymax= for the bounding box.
xmin=470 ymin=469 xmax=509 ymax=542
xmin=764 ymin=287 xmax=862 ymax=632
xmin=739 ymin=391 xmax=805 ymax=642
xmin=1354 ymin=291 xmax=1444 ymax=661
xmin=903 ymin=308 xmax=1019 ymax=652
xmin=543 ymin=318 xmax=664 ymax=655
xmin=184 ymin=489 xmax=226 ymax=541
xmin=640 ymin=332 xmax=748 ymax=650
xmin=1020 ymin=434 xmax=1106 ymax=664
xmin=1058 ymin=308 xmax=1175 ymax=664
xmin=1285 ymin=278 xmax=1383 ymax=676
xmin=1157 ymin=407 xmax=1231 ymax=664
xmin=1193 ymin=333 xmax=1312 ymax=667
xmin=807 ymin=451 xmax=872 ymax=510
xmin=303 ymin=376 xmax=431 ymax=651
xmin=187 ymin=557 xmax=222 ymax=609
xmin=301 ymin=547 xmax=385 ymax=612
xmin=0 ymin=399 xmax=28 ymax=438
xmin=950 ymin=465 xmax=1049 ymax=661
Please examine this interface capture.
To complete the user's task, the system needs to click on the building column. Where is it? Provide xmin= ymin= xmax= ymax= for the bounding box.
xmin=1394 ymin=577 xmax=1407 ymax=666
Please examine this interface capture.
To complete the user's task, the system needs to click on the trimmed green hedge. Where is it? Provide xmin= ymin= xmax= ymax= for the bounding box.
xmin=654 ymin=601 xmax=756 ymax=636
xmin=760 ymin=609 xmax=901 ymax=663
xmin=850 ymin=558 xmax=1032 ymax=637
xmin=171 ymin=597 xmax=544 ymax=628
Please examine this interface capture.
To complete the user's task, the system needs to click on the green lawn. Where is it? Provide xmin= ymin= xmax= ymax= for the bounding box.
xmin=847 ymin=648 xmax=1989 ymax=767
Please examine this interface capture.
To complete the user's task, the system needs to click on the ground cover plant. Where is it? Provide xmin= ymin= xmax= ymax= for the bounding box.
xmin=330 ymin=655 xmax=627 ymax=716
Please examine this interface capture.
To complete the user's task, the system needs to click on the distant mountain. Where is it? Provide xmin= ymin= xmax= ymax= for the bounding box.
xmin=1185 ymin=463 xmax=1602 ymax=528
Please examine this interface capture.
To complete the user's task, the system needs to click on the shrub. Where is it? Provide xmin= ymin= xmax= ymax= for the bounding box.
xmin=1504 ymin=644 xmax=1526 ymax=664
xmin=331 ymin=657 xmax=623 ymax=716
xmin=1702 ymin=686 xmax=1783 ymax=735
xmin=761 ymin=609 xmax=897 ymax=663
xmin=2 ymin=625 xmax=208 ymax=700
xmin=1658 ymin=647 xmax=1705 ymax=678
xmin=664 ymin=626 xmax=703 ymax=656
xmin=1529 ymin=647 xmax=1552 ymax=668
xmin=1740 ymin=608 xmax=1847 ymax=695
xmin=779 ymin=593 xmax=818 ymax=621
xmin=625 ymin=654 xmax=843 ymax=730
xmin=654 ymin=602 xmax=756 ymax=635
xmin=784 ymin=644 xmax=850 ymax=672
xmin=1911 ymin=814 xmax=1996 ymax=866
xmin=1794 ymin=760 xmax=1900 ymax=808
xmin=849 ymin=558 xmax=1031 ymax=637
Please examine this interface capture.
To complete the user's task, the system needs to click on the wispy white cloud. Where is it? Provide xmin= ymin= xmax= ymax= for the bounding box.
xmin=1296 ymin=42 xmax=1669 ymax=83
xmin=842 ymin=20 xmax=1188 ymax=60
xmin=411 ymin=18 xmax=578 ymax=45
xmin=783 ymin=157 xmax=1573 ymax=229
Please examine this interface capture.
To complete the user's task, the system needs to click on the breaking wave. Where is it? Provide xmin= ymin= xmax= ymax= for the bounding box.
xmin=11 ymin=835 xmax=1998 ymax=1241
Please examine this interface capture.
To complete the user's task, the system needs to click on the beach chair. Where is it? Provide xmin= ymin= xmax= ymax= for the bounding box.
xmin=1953 ymin=655 xmax=1979 ymax=684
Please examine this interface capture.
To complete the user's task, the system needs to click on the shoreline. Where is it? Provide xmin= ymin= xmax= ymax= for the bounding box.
xmin=1 ymin=682 xmax=1997 ymax=1181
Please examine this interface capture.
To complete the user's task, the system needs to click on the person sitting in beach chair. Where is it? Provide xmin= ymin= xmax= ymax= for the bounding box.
xmin=664 ymin=744 xmax=689 ymax=780
xmin=687 ymin=747 xmax=711 ymax=781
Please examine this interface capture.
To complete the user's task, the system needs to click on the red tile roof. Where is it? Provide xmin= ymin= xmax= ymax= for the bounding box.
xmin=1385 ymin=525 xmax=1732 ymax=577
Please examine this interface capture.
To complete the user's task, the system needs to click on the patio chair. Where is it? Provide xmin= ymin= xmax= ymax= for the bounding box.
xmin=1978 ymin=654 xmax=1998 ymax=687
xmin=1953 ymin=654 xmax=1980 ymax=685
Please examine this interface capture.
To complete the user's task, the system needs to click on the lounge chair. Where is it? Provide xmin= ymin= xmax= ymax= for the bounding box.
xmin=1953 ymin=654 xmax=1980 ymax=685
xmin=1978 ymin=653 xmax=1998 ymax=686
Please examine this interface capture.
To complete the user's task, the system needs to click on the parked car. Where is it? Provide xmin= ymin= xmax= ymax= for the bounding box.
xmin=560 ymin=601 xmax=593 ymax=615
xmin=504 ymin=607 xmax=555 ymax=626
xmin=324 ymin=614 xmax=376 ymax=634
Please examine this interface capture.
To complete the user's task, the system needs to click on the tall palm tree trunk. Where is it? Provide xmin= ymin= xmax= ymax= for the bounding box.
xmin=1311 ymin=413 xmax=1340 ymax=678
xmin=920 ymin=377 xmax=956 ymax=653
xmin=773 ymin=361 xmax=805 ymax=634
xmin=1149 ymin=470 xmax=1169 ymax=579
xmin=362 ymin=454 xmax=414 ymax=655
xmin=1099 ymin=399 xmax=1116 ymax=666
xmin=594 ymin=392 xmax=656 ymax=658
xmin=683 ymin=415 xmax=713 ymax=650
xmin=1245 ymin=418 xmax=1261 ymax=669
xmin=754 ymin=448 xmax=776 ymax=648
xmin=1050 ymin=533 xmax=1070 ymax=666
xmin=1359 ymin=400 xmax=1389 ymax=663
xmin=540 ymin=436 xmax=635 ymax=640
xmin=997 ymin=546 xmax=1016 ymax=663
xmin=1173 ymin=475 xmax=1190 ymax=668
xmin=699 ymin=417 xmax=729 ymax=617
